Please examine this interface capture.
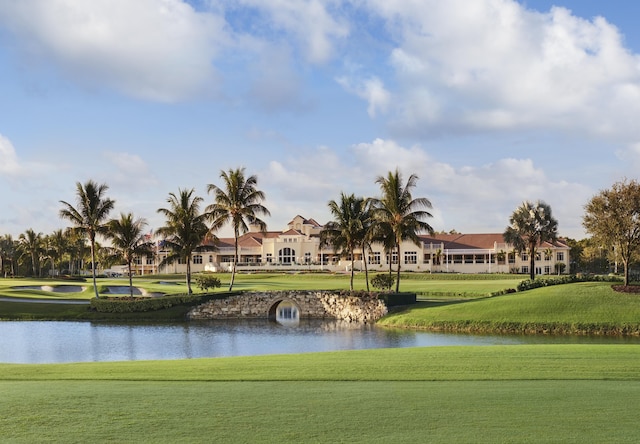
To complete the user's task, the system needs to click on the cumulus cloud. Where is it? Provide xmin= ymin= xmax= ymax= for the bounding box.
xmin=231 ymin=0 xmax=349 ymax=64
xmin=350 ymin=138 xmax=589 ymax=236
xmin=336 ymin=76 xmax=391 ymax=117
xmin=357 ymin=0 xmax=640 ymax=141
xmin=102 ymin=151 xmax=158 ymax=190
xmin=0 ymin=0 xmax=226 ymax=101
xmin=0 ymin=134 xmax=23 ymax=175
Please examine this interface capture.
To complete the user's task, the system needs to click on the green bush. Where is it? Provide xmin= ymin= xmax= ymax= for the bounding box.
xmin=516 ymin=274 xmax=623 ymax=292
xmin=379 ymin=292 xmax=417 ymax=307
xmin=371 ymin=274 xmax=395 ymax=291
xmin=90 ymin=293 xmax=231 ymax=313
xmin=195 ymin=275 xmax=221 ymax=292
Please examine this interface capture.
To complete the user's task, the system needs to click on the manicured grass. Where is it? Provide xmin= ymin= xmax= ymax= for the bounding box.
xmin=379 ymin=281 xmax=640 ymax=334
xmin=2 ymin=345 xmax=640 ymax=443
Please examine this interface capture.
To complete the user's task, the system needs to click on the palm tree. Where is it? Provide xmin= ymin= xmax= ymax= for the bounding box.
xmin=207 ymin=167 xmax=270 ymax=291
xmin=47 ymin=229 xmax=68 ymax=277
xmin=0 ymin=234 xmax=16 ymax=277
xmin=105 ymin=213 xmax=155 ymax=298
xmin=370 ymin=169 xmax=435 ymax=293
xmin=19 ymin=228 xmax=43 ymax=277
xmin=156 ymin=188 xmax=210 ymax=294
xmin=59 ymin=180 xmax=115 ymax=298
xmin=503 ymin=200 xmax=558 ymax=281
xmin=320 ymin=193 xmax=368 ymax=291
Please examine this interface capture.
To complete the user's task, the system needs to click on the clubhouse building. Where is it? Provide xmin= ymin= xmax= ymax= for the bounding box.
xmin=131 ymin=215 xmax=570 ymax=276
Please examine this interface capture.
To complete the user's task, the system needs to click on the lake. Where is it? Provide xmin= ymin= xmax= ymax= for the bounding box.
xmin=1 ymin=320 xmax=638 ymax=364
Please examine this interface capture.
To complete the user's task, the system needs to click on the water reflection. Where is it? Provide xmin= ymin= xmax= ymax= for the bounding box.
xmin=0 ymin=320 xmax=638 ymax=364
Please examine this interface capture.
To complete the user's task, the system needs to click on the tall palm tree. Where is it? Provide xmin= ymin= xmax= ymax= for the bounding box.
xmin=320 ymin=193 xmax=369 ymax=291
xmin=370 ymin=169 xmax=435 ymax=293
xmin=59 ymin=180 xmax=115 ymax=298
xmin=207 ymin=167 xmax=270 ymax=291
xmin=156 ymin=188 xmax=210 ymax=294
xmin=504 ymin=200 xmax=558 ymax=281
xmin=105 ymin=213 xmax=155 ymax=298
xmin=47 ymin=229 xmax=68 ymax=277
xmin=19 ymin=228 xmax=43 ymax=277
xmin=0 ymin=234 xmax=16 ymax=277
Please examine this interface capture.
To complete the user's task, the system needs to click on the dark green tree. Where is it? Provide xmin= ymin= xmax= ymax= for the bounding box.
xmin=207 ymin=167 xmax=270 ymax=291
xmin=320 ymin=193 xmax=369 ymax=291
xmin=18 ymin=228 xmax=43 ymax=277
xmin=583 ymin=179 xmax=640 ymax=286
xmin=370 ymin=169 xmax=435 ymax=292
xmin=156 ymin=188 xmax=210 ymax=294
xmin=59 ymin=181 xmax=115 ymax=298
xmin=105 ymin=213 xmax=155 ymax=298
xmin=503 ymin=200 xmax=558 ymax=281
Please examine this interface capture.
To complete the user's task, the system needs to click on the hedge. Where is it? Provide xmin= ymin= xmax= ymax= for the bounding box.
xmin=90 ymin=292 xmax=235 ymax=313
xmin=516 ymin=274 xmax=623 ymax=292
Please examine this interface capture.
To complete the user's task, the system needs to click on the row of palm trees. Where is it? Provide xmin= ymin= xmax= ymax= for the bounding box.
xmin=320 ymin=169 xmax=435 ymax=292
xmin=4 ymin=166 xmax=433 ymax=298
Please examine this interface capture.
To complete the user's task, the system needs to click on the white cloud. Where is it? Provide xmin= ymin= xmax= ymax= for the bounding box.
xmin=0 ymin=134 xmax=23 ymax=175
xmin=232 ymin=0 xmax=349 ymax=64
xmin=0 ymin=0 xmax=226 ymax=101
xmin=357 ymin=0 xmax=640 ymax=142
xmin=336 ymin=76 xmax=391 ymax=117
xmin=351 ymin=138 xmax=589 ymax=237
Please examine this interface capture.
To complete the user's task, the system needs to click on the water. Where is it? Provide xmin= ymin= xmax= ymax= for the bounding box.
xmin=1 ymin=320 xmax=637 ymax=364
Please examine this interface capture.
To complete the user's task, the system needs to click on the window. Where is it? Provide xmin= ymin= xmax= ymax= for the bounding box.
xmin=369 ymin=252 xmax=381 ymax=265
xmin=404 ymin=251 xmax=417 ymax=264
xmin=146 ymin=257 xmax=154 ymax=265
xmin=544 ymin=252 xmax=552 ymax=261
xmin=453 ymin=255 xmax=463 ymax=264
xmin=304 ymin=252 xmax=311 ymax=263
xmin=544 ymin=266 xmax=551 ymax=274
xmin=193 ymin=255 xmax=203 ymax=264
xmin=266 ymin=253 xmax=273 ymax=263
xmin=508 ymin=253 xmax=515 ymax=264
xmin=278 ymin=248 xmax=296 ymax=263
xmin=386 ymin=253 xmax=398 ymax=264
xmin=134 ymin=257 xmax=142 ymax=265
xmin=521 ymin=266 xmax=529 ymax=274
xmin=556 ymin=252 xmax=565 ymax=261
xmin=464 ymin=255 xmax=474 ymax=264
xmin=209 ymin=255 xmax=214 ymax=263
xmin=521 ymin=253 xmax=528 ymax=261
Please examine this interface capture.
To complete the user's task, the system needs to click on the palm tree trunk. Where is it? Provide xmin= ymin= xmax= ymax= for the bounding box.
xmin=395 ymin=240 xmax=401 ymax=293
xmin=529 ymin=243 xmax=536 ymax=281
xmin=186 ymin=259 xmax=192 ymax=294
xmin=90 ymin=238 xmax=99 ymax=299
xmin=128 ymin=261 xmax=134 ymax=298
xmin=362 ymin=244 xmax=369 ymax=292
xmin=230 ymin=235 xmax=238 ymax=291
xmin=349 ymin=252 xmax=354 ymax=291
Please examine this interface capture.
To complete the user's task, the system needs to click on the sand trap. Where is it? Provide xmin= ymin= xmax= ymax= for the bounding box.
xmin=102 ymin=286 xmax=164 ymax=297
xmin=14 ymin=285 xmax=85 ymax=293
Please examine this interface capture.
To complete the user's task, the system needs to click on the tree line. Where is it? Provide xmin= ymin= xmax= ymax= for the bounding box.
xmin=1 ymin=168 xmax=639 ymax=297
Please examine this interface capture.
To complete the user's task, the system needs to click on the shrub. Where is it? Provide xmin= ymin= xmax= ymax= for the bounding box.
xmin=195 ymin=275 xmax=221 ymax=292
xmin=90 ymin=293 xmax=231 ymax=313
xmin=379 ymin=292 xmax=417 ymax=307
xmin=371 ymin=273 xmax=395 ymax=291
xmin=516 ymin=274 xmax=623 ymax=292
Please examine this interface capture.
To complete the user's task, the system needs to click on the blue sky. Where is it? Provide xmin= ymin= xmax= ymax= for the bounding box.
xmin=0 ymin=0 xmax=639 ymax=240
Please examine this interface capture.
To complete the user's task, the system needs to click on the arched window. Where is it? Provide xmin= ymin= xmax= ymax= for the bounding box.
xmin=279 ymin=247 xmax=296 ymax=264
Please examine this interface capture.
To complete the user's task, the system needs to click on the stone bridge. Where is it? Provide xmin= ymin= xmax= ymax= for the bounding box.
xmin=187 ymin=290 xmax=387 ymax=324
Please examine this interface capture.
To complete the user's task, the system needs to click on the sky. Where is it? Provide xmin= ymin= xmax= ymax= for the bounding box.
xmin=0 ymin=0 xmax=639 ymax=240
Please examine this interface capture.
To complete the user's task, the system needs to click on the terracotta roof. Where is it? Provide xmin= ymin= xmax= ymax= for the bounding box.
xmin=420 ymin=233 xmax=569 ymax=250
xmin=281 ymin=229 xmax=302 ymax=236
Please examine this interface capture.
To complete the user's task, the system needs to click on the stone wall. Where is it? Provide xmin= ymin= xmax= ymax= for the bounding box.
xmin=187 ymin=291 xmax=387 ymax=324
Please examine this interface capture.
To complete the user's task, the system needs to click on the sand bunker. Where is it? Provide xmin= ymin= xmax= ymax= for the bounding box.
xmin=102 ymin=286 xmax=163 ymax=297
xmin=14 ymin=285 xmax=85 ymax=293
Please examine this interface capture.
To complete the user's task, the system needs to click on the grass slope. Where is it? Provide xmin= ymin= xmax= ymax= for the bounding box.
xmin=380 ymin=281 xmax=640 ymax=334
xmin=1 ymin=345 xmax=640 ymax=443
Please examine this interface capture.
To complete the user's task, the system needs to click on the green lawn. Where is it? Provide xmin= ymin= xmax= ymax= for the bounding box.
xmin=1 ymin=345 xmax=639 ymax=443
xmin=379 ymin=281 xmax=640 ymax=334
